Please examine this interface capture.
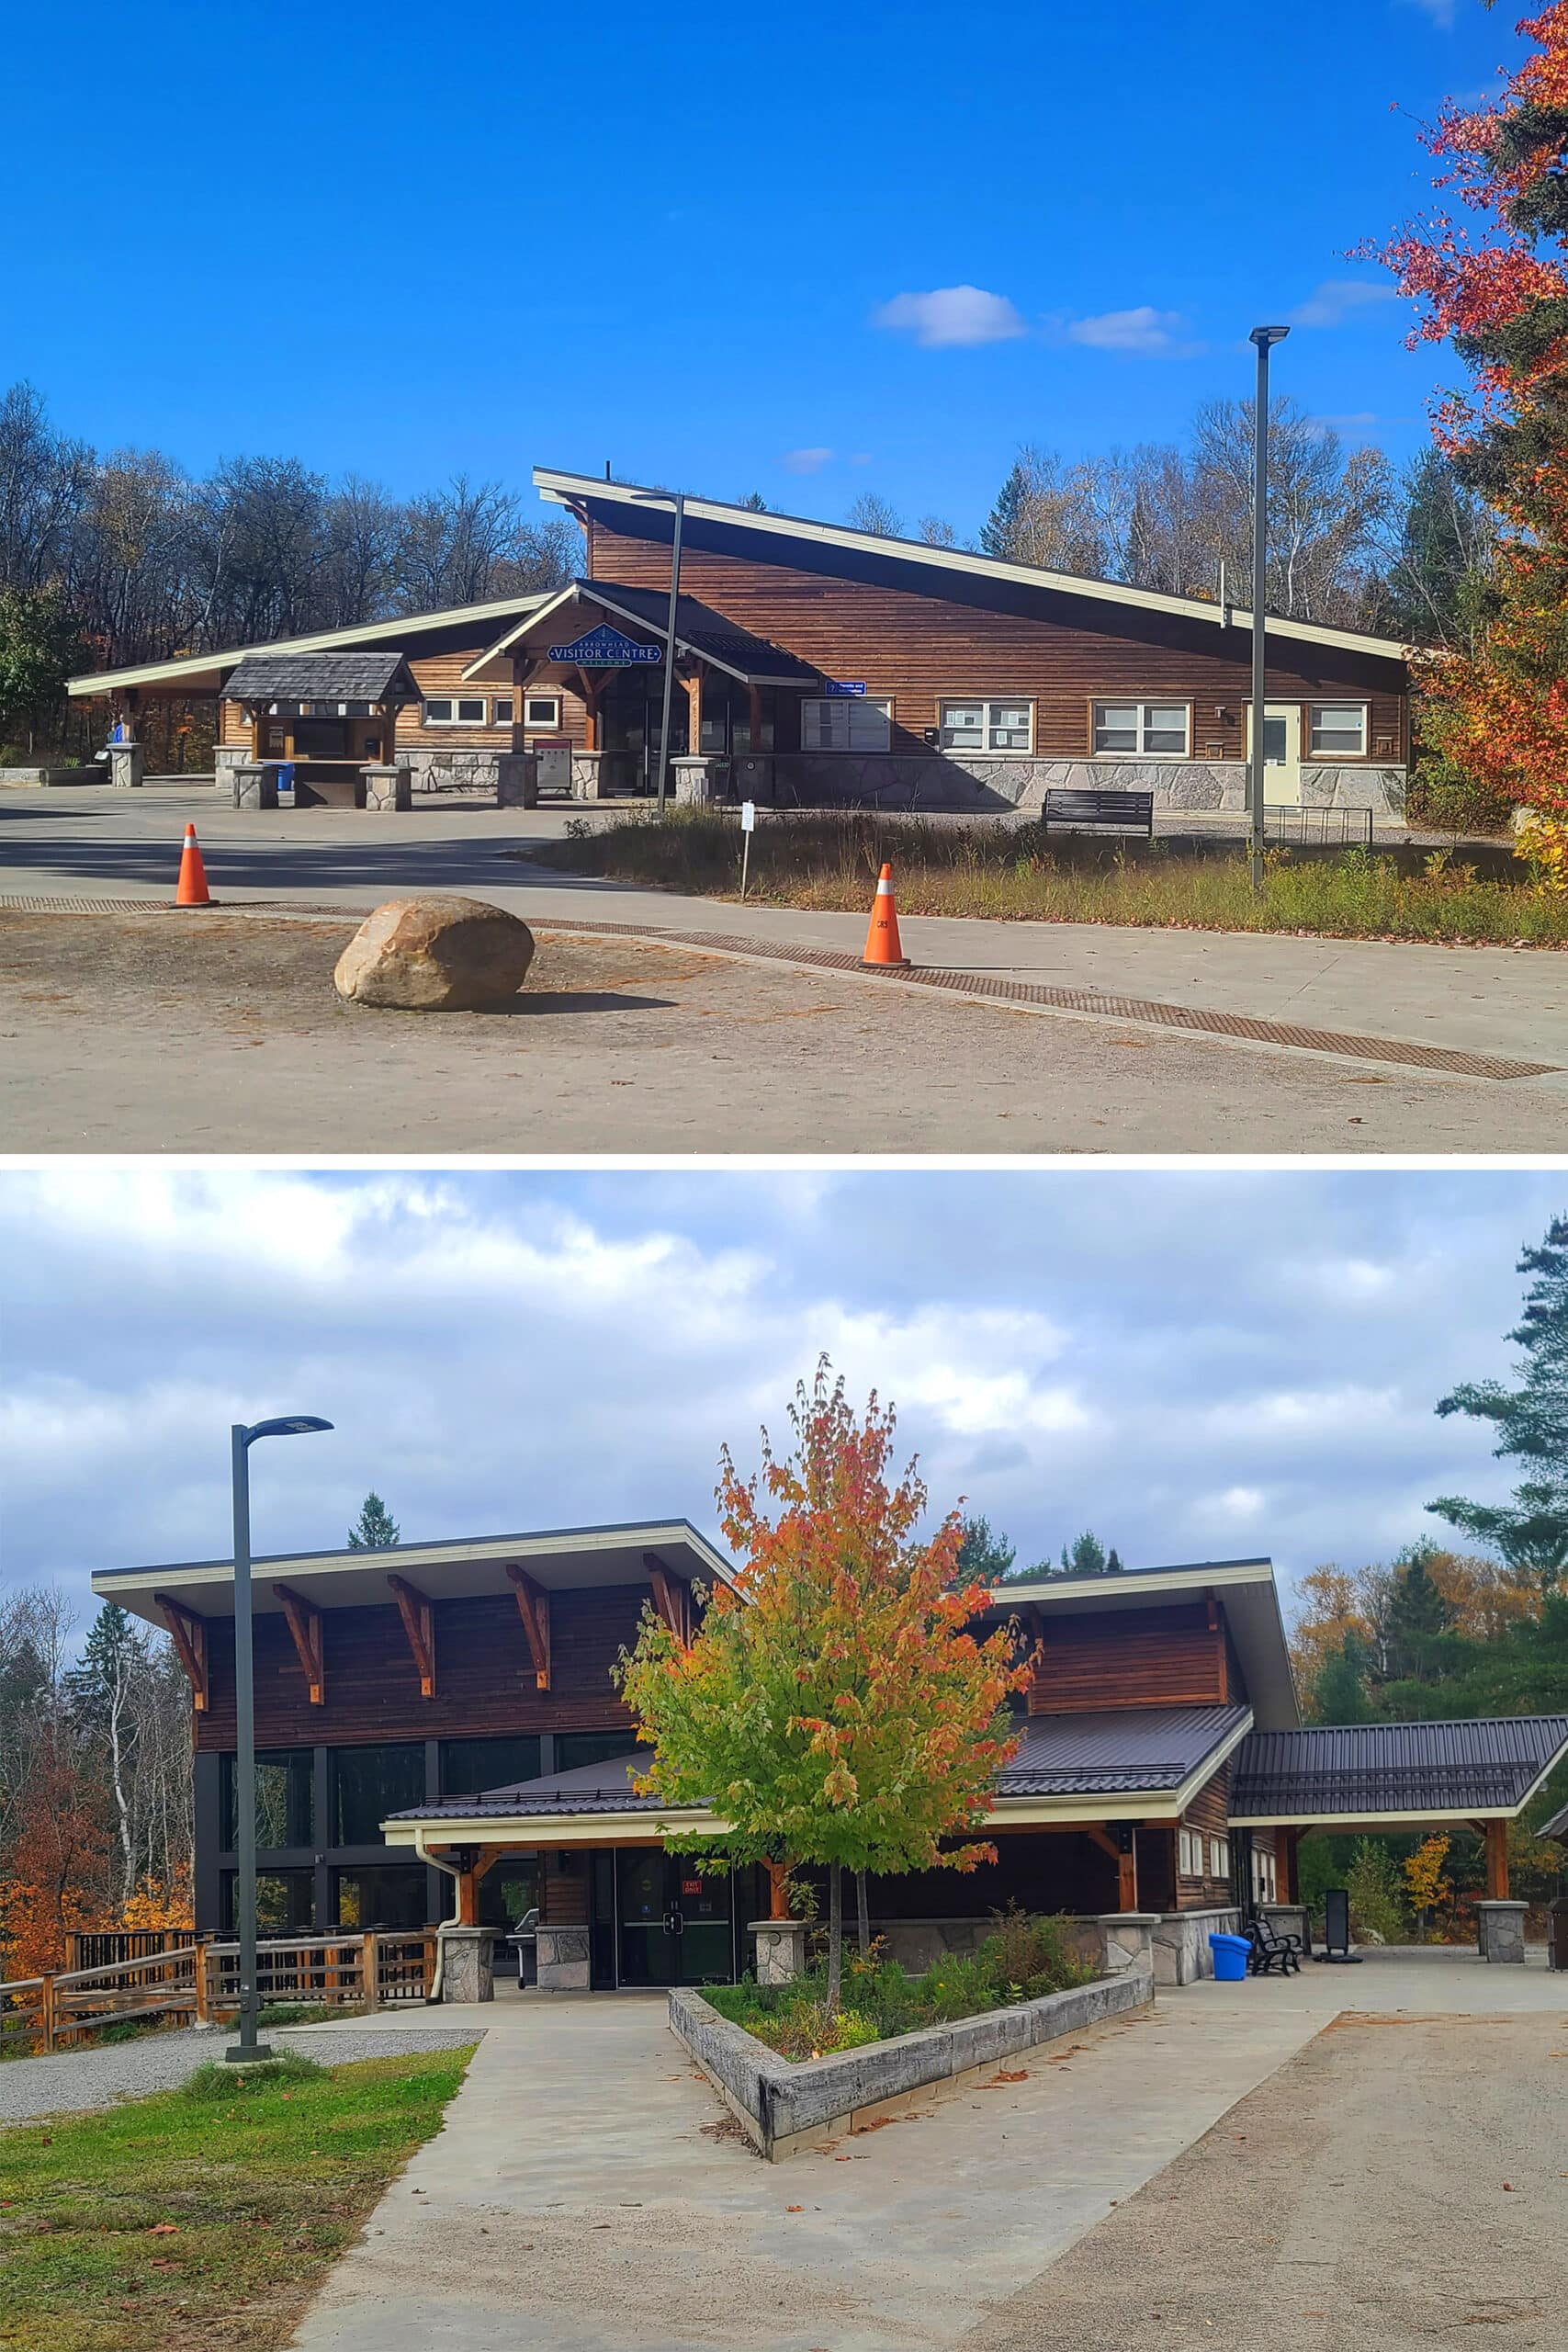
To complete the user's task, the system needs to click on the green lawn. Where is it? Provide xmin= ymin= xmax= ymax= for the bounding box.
xmin=0 ymin=2045 xmax=474 ymax=2351
xmin=531 ymin=808 xmax=1568 ymax=947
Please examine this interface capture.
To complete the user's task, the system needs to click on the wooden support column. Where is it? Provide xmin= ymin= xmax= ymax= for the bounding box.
xmin=387 ymin=1575 xmax=436 ymax=1699
xmin=644 ymin=1552 xmax=691 ymax=1646
xmin=1085 ymin=1823 xmax=1138 ymax=1909
xmin=747 ymin=684 xmax=763 ymax=754
xmin=683 ymin=663 xmax=705 ymax=754
xmin=505 ymin=1565 xmax=551 ymax=1690
xmin=572 ymin=668 xmax=602 ymax=750
xmin=763 ymin=1860 xmax=791 ymax=1920
xmin=271 ymin=1583 xmax=326 ymax=1706
xmin=1483 ymin=1816 xmax=1510 ymax=1901
xmin=153 ymin=1594 xmax=209 ymax=1713
xmin=1278 ymin=1826 xmax=1301 ymax=1905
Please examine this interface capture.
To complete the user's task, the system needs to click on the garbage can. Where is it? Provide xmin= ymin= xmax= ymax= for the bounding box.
xmin=275 ymin=761 xmax=297 ymax=808
xmin=1209 ymin=1930 xmax=1251 ymax=1982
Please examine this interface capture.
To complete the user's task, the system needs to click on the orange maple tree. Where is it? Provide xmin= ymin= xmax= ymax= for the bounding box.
xmin=1374 ymin=5 xmax=1568 ymax=838
xmin=0 ymin=1746 xmax=109 ymax=1979
xmin=616 ymin=1361 xmax=1029 ymax=2013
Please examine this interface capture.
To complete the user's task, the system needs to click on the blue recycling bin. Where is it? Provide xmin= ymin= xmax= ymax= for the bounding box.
xmin=275 ymin=761 xmax=296 ymax=804
xmin=1209 ymin=1931 xmax=1250 ymax=1982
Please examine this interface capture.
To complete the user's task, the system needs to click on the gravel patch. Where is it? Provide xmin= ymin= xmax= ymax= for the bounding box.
xmin=0 ymin=2023 xmax=480 ymax=2124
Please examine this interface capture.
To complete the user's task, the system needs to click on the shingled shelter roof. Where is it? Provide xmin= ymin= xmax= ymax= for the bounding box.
xmin=220 ymin=651 xmax=423 ymax=706
xmin=1230 ymin=1716 xmax=1568 ymax=1824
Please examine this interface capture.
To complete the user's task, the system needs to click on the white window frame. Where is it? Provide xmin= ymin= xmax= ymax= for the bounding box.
xmin=800 ymin=695 xmax=893 ymax=752
xmin=938 ymin=695 xmax=1035 ymax=754
xmin=1210 ymin=1835 xmax=1230 ymax=1883
xmin=1090 ymin=698 xmax=1193 ymax=758
xmin=1307 ymin=700 xmax=1369 ymax=759
xmin=522 ymin=694 xmax=561 ymax=732
xmin=1179 ymin=1827 xmax=1200 ymax=1876
xmin=422 ymin=695 xmax=490 ymax=728
xmin=492 ymin=695 xmax=514 ymax=726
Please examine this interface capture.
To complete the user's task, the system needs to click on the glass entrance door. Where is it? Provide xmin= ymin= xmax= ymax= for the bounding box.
xmin=615 ymin=1853 xmax=734 ymax=1985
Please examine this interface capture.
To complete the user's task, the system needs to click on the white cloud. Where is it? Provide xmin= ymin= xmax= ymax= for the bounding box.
xmin=1402 ymin=0 xmax=1456 ymax=26
xmin=872 ymin=286 xmax=1028 ymax=348
xmin=780 ymin=447 xmax=834 ymax=475
xmin=1289 ymin=278 xmax=1399 ymax=329
xmin=1058 ymin=305 xmax=1199 ymax=357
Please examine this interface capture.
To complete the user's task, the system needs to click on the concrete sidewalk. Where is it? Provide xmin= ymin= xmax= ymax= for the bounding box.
xmin=6 ymin=785 xmax=1568 ymax=1081
xmin=286 ymin=1954 xmax=1568 ymax=2352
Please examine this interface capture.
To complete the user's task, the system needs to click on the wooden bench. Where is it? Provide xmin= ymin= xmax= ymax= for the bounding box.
xmin=1042 ymin=786 xmax=1155 ymax=838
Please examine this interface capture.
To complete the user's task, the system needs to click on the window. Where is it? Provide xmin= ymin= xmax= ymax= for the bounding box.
xmin=799 ymin=696 xmax=892 ymax=752
xmin=333 ymin=1864 xmax=430 ymax=1931
xmin=556 ymin=1730 xmax=637 ymax=1774
xmin=1179 ymin=1827 xmax=1201 ymax=1876
xmin=221 ymin=1748 xmax=313 ymax=1851
xmin=331 ymin=1744 xmax=426 ymax=1846
xmin=1092 ymin=700 xmax=1190 ymax=756
xmin=1210 ymin=1836 xmax=1230 ymax=1883
xmin=939 ymin=698 xmax=1034 ymax=753
xmin=221 ymin=1868 xmax=314 ymax=1934
xmin=422 ymin=695 xmax=489 ymax=727
xmin=524 ymin=695 xmax=561 ymax=730
xmin=440 ymin=1736 xmax=542 ymax=1799
xmin=1308 ymin=701 xmax=1367 ymax=756
xmin=492 ymin=696 xmax=514 ymax=725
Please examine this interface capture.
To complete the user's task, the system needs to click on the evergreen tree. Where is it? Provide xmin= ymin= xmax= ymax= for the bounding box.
xmin=1429 ymin=1216 xmax=1568 ymax=1583
xmin=1382 ymin=1549 xmax=1459 ymax=1684
xmin=979 ymin=463 xmax=1031 ymax=561
xmin=955 ymin=1513 xmax=1017 ymax=1586
xmin=739 ymin=492 xmax=768 ymax=511
xmin=1312 ymin=1631 xmax=1377 ymax=1724
xmin=1374 ymin=449 xmax=1496 ymax=657
xmin=1051 ymin=1532 xmax=1123 ymax=1578
xmin=347 ymin=1491 xmax=400 ymax=1550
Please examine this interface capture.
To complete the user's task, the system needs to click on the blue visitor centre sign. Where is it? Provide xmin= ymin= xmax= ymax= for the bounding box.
xmin=547 ymin=624 xmax=663 ymax=667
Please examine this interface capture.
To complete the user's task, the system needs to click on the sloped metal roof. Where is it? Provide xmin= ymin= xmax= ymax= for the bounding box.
xmin=1231 ymin=1716 xmax=1568 ymax=1822
xmin=996 ymin=1704 xmax=1250 ymax=1796
xmin=393 ymin=1749 xmax=654 ymax=1821
xmin=221 ymin=651 xmax=421 ymax=704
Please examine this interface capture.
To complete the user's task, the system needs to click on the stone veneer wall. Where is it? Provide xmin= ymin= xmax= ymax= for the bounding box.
xmin=762 ymin=753 xmax=1406 ymax=818
xmin=1150 ymin=1906 xmax=1244 ymax=1986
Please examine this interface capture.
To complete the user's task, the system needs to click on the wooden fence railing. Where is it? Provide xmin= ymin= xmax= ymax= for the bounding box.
xmin=0 ymin=1929 xmax=436 ymax=2054
xmin=63 ymin=1928 xmax=198 ymax=1972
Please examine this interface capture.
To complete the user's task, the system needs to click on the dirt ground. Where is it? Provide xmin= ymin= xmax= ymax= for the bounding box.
xmin=4 ymin=906 xmax=1567 ymax=1153
xmin=962 ymin=2013 xmax=1568 ymax=2352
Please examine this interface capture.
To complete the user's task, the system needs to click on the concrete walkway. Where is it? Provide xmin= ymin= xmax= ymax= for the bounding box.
xmin=6 ymin=785 xmax=1568 ymax=1083
xmin=286 ymin=1954 xmax=1568 ymax=2352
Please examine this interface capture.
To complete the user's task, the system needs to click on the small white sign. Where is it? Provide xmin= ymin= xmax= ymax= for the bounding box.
xmin=740 ymin=800 xmax=757 ymax=832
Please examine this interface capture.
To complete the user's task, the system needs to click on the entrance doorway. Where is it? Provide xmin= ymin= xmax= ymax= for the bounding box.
xmin=615 ymin=1852 xmax=735 ymax=1985
xmin=1247 ymin=703 xmax=1303 ymax=806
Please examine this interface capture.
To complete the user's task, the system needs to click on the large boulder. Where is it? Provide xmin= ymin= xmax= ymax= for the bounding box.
xmin=334 ymin=895 xmax=536 ymax=1012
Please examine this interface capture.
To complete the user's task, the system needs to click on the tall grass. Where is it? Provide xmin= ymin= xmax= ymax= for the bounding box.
xmin=536 ymin=808 xmax=1568 ymax=947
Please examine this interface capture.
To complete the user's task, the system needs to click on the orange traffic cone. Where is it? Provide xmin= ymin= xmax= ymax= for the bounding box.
xmin=175 ymin=823 xmax=210 ymax=908
xmin=862 ymin=861 xmax=910 ymax=968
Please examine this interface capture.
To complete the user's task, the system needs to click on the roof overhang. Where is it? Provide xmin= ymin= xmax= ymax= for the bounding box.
xmin=983 ymin=1558 xmax=1299 ymax=1731
xmin=534 ymin=468 xmax=1417 ymax=666
xmin=89 ymin=1518 xmax=735 ymax=1627
xmin=66 ymin=591 xmax=562 ymax=699
xmin=1230 ymin=1714 xmax=1568 ymax=1827
xmin=461 ymin=582 xmax=818 ymax=688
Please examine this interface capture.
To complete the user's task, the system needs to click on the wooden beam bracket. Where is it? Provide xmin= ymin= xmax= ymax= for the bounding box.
xmin=505 ymin=1564 xmax=551 ymax=1690
xmin=154 ymin=1593 xmax=209 ymax=1713
xmin=644 ymin=1552 xmax=692 ymax=1646
xmin=388 ymin=1574 xmax=436 ymax=1700
xmin=271 ymin=1582 xmax=326 ymax=1706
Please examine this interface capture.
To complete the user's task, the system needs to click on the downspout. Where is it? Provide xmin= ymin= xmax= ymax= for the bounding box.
xmin=414 ymin=1833 xmax=464 ymax=2004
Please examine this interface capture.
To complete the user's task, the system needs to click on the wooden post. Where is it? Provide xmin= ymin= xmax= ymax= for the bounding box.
xmin=363 ymin=1929 xmax=380 ymax=2010
xmin=764 ymin=1860 xmax=790 ymax=1920
xmin=194 ymin=1940 xmax=210 ymax=2028
xmin=684 ymin=665 xmax=704 ymax=755
xmin=1484 ymin=1816 xmax=1510 ymax=1901
xmin=39 ymin=1973 xmax=56 ymax=2056
xmin=1117 ymin=1838 xmax=1138 ymax=1914
xmin=747 ymin=684 xmax=763 ymax=755
xmin=457 ymin=1870 xmax=478 ymax=1928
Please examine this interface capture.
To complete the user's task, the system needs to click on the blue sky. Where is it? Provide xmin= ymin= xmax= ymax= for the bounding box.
xmin=4 ymin=0 xmax=1524 ymax=539
xmin=0 ymin=1166 xmax=1559 ymax=1638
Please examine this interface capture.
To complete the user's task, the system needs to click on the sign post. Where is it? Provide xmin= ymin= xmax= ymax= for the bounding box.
xmin=739 ymin=798 xmax=756 ymax=899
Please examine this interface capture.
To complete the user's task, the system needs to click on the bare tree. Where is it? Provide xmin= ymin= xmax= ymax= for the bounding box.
xmin=846 ymin=491 xmax=903 ymax=537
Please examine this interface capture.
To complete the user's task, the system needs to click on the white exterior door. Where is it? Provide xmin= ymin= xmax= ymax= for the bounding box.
xmin=1248 ymin=704 xmax=1303 ymax=806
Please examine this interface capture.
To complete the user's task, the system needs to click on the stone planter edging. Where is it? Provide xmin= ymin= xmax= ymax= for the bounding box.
xmin=670 ymin=1962 xmax=1153 ymax=2162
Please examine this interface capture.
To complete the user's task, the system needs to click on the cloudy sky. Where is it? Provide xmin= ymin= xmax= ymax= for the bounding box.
xmin=0 ymin=1166 xmax=1558 ymax=1639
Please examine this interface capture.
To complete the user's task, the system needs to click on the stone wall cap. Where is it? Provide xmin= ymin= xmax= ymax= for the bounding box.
xmin=1095 ymin=1911 xmax=1162 ymax=1925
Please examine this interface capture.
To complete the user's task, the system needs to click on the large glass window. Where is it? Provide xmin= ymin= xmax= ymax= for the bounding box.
xmin=439 ymin=1736 xmax=542 ymax=1799
xmin=221 ymin=1868 xmax=314 ymax=1934
xmin=1092 ymin=700 xmax=1190 ymax=756
xmin=331 ymin=1744 xmax=426 ymax=1846
xmin=799 ymin=696 xmax=892 ymax=752
xmin=939 ymin=698 xmax=1034 ymax=753
xmin=333 ymin=1865 xmax=430 ymax=1930
xmin=221 ymin=1749 xmax=313 ymax=1851
xmin=556 ymin=1730 xmax=637 ymax=1774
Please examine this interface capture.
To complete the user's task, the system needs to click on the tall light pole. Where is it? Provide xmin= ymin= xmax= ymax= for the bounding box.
xmin=227 ymin=1414 xmax=333 ymax=2064
xmin=654 ymin=491 xmax=685 ymax=815
xmin=1247 ymin=324 xmax=1290 ymax=895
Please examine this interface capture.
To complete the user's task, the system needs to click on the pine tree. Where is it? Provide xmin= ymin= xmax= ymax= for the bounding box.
xmin=1429 ymin=1216 xmax=1568 ymax=1583
xmin=739 ymin=492 xmax=768 ymax=511
xmin=979 ymin=464 xmax=1031 ymax=561
xmin=1382 ymin=1551 xmax=1459 ymax=1684
xmin=955 ymin=1514 xmax=1017 ymax=1586
xmin=1313 ymin=1632 xmax=1376 ymax=1724
xmin=347 ymin=1491 xmax=400 ymax=1550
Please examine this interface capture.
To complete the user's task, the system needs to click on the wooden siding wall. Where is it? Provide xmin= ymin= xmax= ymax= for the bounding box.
xmin=192 ymin=1586 xmax=649 ymax=1751
xmin=585 ymin=515 xmax=1408 ymax=763
xmin=1178 ymin=1762 xmax=1236 ymax=1911
xmin=1028 ymin=1601 xmax=1229 ymax=1714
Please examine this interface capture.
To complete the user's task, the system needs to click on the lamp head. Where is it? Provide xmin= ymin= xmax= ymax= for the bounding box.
xmin=1250 ymin=324 xmax=1291 ymax=350
xmin=244 ymin=1416 xmax=333 ymax=1444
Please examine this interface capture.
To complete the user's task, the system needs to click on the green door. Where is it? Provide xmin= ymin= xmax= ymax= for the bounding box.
xmin=615 ymin=1855 xmax=734 ymax=1986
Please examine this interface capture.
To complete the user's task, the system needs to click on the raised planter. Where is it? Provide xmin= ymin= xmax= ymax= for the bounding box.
xmin=670 ymin=1961 xmax=1154 ymax=2162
